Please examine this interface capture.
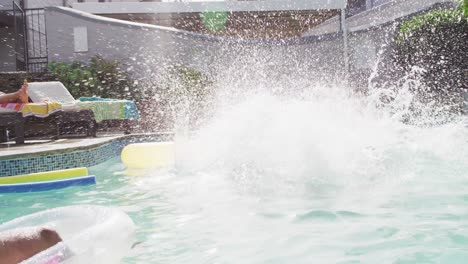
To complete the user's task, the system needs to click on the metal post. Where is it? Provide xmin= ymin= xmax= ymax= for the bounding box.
xmin=340 ymin=8 xmax=349 ymax=83
xmin=22 ymin=7 xmax=28 ymax=72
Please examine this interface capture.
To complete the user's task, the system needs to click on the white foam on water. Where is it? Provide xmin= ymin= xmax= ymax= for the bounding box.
xmin=176 ymin=81 xmax=467 ymax=200
xmin=143 ymin=64 xmax=468 ymax=262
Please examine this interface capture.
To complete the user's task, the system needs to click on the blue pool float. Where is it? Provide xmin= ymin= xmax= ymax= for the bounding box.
xmin=0 ymin=175 xmax=96 ymax=193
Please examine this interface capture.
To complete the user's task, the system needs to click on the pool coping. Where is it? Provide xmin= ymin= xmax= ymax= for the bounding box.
xmin=0 ymin=133 xmax=174 ymax=177
xmin=0 ymin=133 xmax=173 ymax=161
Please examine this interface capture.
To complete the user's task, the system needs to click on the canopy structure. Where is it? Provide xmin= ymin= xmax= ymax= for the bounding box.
xmin=73 ymin=0 xmax=347 ymax=14
xmin=73 ymin=0 xmax=349 ymax=78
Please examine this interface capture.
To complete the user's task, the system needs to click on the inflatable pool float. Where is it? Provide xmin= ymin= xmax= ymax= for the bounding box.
xmin=0 ymin=168 xmax=95 ymax=193
xmin=0 ymin=168 xmax=88 ymax=185
xmin=121 ymin=142 xmax=175 ymax=169
xmin=0 ymin=175 xmax=96 ymax=193
xmin=0 ymin=205 xmax=135 ymax=263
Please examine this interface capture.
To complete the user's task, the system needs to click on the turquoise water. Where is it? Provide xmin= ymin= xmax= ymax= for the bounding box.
xmin=1 ymin=91 xmax=468 ymax=263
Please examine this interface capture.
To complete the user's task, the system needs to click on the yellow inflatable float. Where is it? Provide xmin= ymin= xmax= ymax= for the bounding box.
xmin=121 ymin=142 xmax=175 ymax=169
xmin=0 ymin=167 xmax=94 ymax=193
xmin=0 ymin=167 xmax=88 ymax=184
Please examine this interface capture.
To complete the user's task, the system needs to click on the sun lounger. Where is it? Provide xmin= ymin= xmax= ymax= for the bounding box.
xmin=0 ymin=112 xmax=25 ymax=144
xmin=24 ymin=109 xmax=97 ymax=138
xmin=28 ymin=82 xmax=140 ymax=134
xmin=1 ymin=102 xmax=62 ymax=118
xmin=0 ymin=91 xmax=96 ymax=141
xmin=0 ymin=102 xmax=62 ymax=144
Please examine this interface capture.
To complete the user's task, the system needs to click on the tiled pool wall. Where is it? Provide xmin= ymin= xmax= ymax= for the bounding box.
xmin=0 ymin=134 xmax=172 ymax=177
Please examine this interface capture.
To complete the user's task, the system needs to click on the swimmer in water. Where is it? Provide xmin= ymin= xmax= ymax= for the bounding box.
xmin=0 ymin=227 xmax=62 ymax=264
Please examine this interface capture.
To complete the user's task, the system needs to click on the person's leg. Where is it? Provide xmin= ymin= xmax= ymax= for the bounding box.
xmin=0 ymin=92 xmax=20 ymax=103
xmin=0 ymin=81 xmax=28 ymax=104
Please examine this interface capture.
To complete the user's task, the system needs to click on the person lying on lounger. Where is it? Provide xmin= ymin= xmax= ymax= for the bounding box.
xmin=0 ymin=80 xmax=29 ymax=104
xmin=0 ymin=227 xmax=62 ymax=264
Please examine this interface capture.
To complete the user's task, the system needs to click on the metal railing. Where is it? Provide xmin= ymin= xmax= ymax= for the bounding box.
xmin=12 ymin=1 xmax=48 ymax=73
xmin=25 ymin=8 xmax=48 ymax=72
xmin=13 ymin=1 xmax=27 ymax=72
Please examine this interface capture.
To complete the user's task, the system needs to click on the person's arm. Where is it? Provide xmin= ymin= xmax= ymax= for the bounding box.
xmin=0 ymin=228 xmax=62 ymax=264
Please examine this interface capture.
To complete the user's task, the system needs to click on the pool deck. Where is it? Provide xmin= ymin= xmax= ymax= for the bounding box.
xmin=0 ymin=135 xmax=123 ymax=160
xmin=0 ymin=133 xmax=173 ymax=160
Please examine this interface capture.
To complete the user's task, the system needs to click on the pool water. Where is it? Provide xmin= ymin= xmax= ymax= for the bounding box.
xmin=1 ymin=91 xmax=467 ymax=264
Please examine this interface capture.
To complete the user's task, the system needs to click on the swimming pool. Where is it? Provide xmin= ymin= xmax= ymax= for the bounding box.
xmin=1 ymin=92 xmax=467 ymax=263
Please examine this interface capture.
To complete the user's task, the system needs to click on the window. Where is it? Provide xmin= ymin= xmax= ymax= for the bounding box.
xmin=73 ymin=26 xmax=88 ymax=53
xmin=346 ymin=0 xmax=393 ymax=17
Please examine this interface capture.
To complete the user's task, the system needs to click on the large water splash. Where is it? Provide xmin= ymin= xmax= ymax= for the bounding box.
xmin=177 ymin=77 xmax=467 ymax=196
xmin=175 ymin=46 xmax=466 ymax=179
xmin=138 ymin=45 xmax=468 ymax=263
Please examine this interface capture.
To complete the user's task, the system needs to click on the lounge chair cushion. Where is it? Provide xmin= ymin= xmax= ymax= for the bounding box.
xmin=77 ymin=99 xmax=140 ymax=123
xmin=0 ymin=102 xmax=62 ymax=118
xmin=28 ymin=82 xmax=81 ymax=111
xmin=28 ymin=81 xmax=139 ymax=123
xmin=28 ymin=82 xmax=76 ymax=105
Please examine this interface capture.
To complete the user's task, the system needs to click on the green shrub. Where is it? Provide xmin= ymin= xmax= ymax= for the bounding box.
xmin=396 ymin=7 xmax=465 ymax=44
xmin=136 ymin=65 xmax=214 ymax=130
xmin=48 ymin=56 xmax=141 ymax=101
xmin=463 ymin=0 xmax=468 ymax=17
xmin=159 ymin=65 xmax=214 ymax=128
xmin=394 ymin=3 xmax=467 ymax=113
xmin=200 ymin=11 xmax=229 ymax=32
xmin=164 ymin=65 xmax=213 ymax=107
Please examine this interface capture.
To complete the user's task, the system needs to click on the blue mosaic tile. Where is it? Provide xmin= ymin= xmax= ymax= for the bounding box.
xmin=0 ymin=138 xmax=127 ymax=177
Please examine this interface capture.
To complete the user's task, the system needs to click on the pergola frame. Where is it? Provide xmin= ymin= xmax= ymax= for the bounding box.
xmin=73 ymin=0 xmax=349 ymax=78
